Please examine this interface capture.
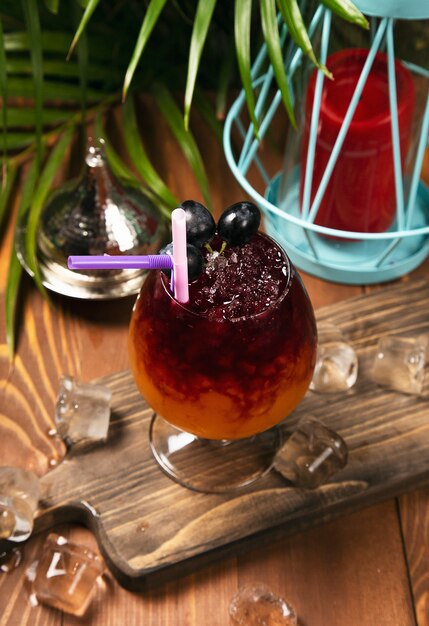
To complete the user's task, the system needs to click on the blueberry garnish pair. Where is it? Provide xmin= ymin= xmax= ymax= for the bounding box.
xmin=161 ymin=199 xmax=261 ymax=282
xmin=182 ymin=199 xmax=260 ymax=248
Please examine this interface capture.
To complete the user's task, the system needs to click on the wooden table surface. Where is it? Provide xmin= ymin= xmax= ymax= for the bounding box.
xmin=1 ymin=104 xmax=428 ymax=625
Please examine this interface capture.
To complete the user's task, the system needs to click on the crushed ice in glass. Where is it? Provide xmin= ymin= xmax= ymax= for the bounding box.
xmin=55 ymin=375 xmax=112 ymax=444
xmin=27 ymin=533 xmax=105 ymax=616
xmin=229 ymin=583 xmax=298 ymax=626
xmin=273 ymin=417 xmax=348 ymax=489
xmin=372 ymin=335 xmax=427 ymax=395
xmin=0 ymin=467 xmax=40 ymax=542
xmin=310 ymin=322 xmax=358 ymax=393
xmin=190 ymin=235 xmax=288 ymax=320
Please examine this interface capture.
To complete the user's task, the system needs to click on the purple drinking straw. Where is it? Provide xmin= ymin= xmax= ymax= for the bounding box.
xmin=67 ymin=254 xmax=173 ymax=271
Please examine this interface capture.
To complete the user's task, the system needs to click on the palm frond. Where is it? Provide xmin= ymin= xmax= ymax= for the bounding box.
xmin=234 ymin=0 xmax=259 ymax=137
xmin=277 ymin=0 xmax=332 ymax=78
xmin=5 ymin=31 xmax=112 ymax=61
xmin=0 ymin=19 xmax=8 ymax=158
xmin=6 ymin=77 xmax=109 ymax=102
xmin=72 ymin=1 xmax=89 ymax=119
xmin=215 ymin=37 xmax=235 ymax=121
xmin=122 ymin=0 xmax=169 ymax=100
xmin=193 ymin=89 xmax=223 ymax=143
xmin=68 ymin=0 xmax=101 ymax=59
xmin=6 ymin=159 xmax=38 ymax=358
xmin=122 ymin=96 xmax=178 ymax=212
xmin=260 ymin=0 xmax=296 ymax=128
xmin=184 ymin=0 xmax=217 ymax=130
xmin=0 ymin=161 xmax=17 ymax=230
xmin=94 ymin=112 xmax=172 ymax=218
xmin=25 ymin=124 xmax=74 ymax=293
xmin=21 ymin=0 xmax=44 ymax=163
xmin=44 ymin=0 xmax=60 ymax=15
xmin=153 ymin=83 xmax=212 ymax=210
xmin=4 ymin=108 xmax=71 ymax=126
xmin=0 ymin=133 xmax=37 ymax=151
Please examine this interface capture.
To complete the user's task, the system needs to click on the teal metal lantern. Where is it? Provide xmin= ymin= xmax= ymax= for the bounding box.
xmin=223 ymin=1 xmax=429 ymax=284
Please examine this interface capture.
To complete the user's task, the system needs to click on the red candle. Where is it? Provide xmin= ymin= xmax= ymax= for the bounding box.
xmin=300 ymin=48 xmax=415 ymax=234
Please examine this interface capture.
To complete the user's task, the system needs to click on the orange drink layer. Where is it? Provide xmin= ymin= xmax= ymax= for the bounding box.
xmin=129 ymin=234 xmax=317 ymax=440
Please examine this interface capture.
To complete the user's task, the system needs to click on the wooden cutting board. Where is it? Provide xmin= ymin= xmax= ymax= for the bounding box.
xmin=29 ymin=279 xmax=429 ymax=590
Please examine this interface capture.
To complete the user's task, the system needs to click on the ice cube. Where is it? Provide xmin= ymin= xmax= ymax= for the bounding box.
xmin=0 ymin=467 xmax=40 ymax=542
xmin=310 ymin=323 xmax=358 ymax=393
xmin=372 ymin=335 xmax=427 ymax=395
xmin=55 ymin=375 xmax=112 ymax=445
xmin=273 ymin=417 xmax=348 ymax=489
xmin=0 ymin=547 xmax=22 ymax=573
xmin=27 ymin=534 xmax=105 ymax=616
xmin=229 ymin=584 xmax=297 ymax=626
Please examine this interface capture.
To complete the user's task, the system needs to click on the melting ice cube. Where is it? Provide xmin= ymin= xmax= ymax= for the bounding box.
xmin=372 ymin=335 xmax=427 ymax=395
xmin=0 ymin=467 xmax=40 ymax=542
xmin=274 ymin=417 xmax=348 ymax=489
xmin=229 ymin=583 xmax=298 ymax=626
xmin=55 ymin=376 xmax=112 ymax=445
xmin=310 ymin=323 xmax=358 ymax=393
xmin=27 ymin=534 xmax=105 ymax=616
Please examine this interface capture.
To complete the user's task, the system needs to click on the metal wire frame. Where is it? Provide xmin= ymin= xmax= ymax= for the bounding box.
xmin=223 ymin=6 xmax=429 ymax=283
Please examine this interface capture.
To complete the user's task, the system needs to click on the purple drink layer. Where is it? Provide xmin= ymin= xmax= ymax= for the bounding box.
xmin=188 ymin=235 xmax=290 ymax=320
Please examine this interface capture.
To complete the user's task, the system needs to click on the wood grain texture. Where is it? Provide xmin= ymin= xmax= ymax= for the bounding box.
xmin=363 ymin=155 xmax=429 ymax=626
xmin=0 ymin=287 xmax=417 ymax=626
xmin=237 ymin=502 xmax=415 ymax=626
xmin=0 ymin=104 xmax=425 ymax=625
xmin=401 ymin=259 xmax=429 ymax=626
xmin=8 ymin=278 xmax=423 ymax=597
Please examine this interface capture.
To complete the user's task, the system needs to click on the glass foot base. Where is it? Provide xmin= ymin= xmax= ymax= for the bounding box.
xmin=149 ymin=414 xmax=282 ymax=494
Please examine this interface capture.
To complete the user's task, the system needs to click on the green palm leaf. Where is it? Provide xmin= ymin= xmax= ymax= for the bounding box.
xmin=94 ymin=115 xmax=139 ymax=186
xmin=21 ymin=0 xmax=44 ymax=164
xmin=184 ymin=0 xmax=217 ymax=131
xmin=153 ymin=83 xmax=211 ymax=210
xmin=0 ymin=19 xmax=8 ymax=157
xmin=215 ymin=38 xmax=235 ymax=121
xmin=68 ymin=0 xmax=101 ymax=59
xmin=260 ymin=0 xmax=296 ymax=128
xmin=321 ymin=0 xmax=369 ymax=29
xmin=234 ymin=0 xmax=259 ymax=137
xmin=6 ymin=159 xmax=38 ymax=358
xmin=44 ymin=0 xmax=60 ymax=15
xmin=5 ymin=31 xmax=110 ymax=61
xmin=122 ymin=97 xmax=178 ymax=213
xmin=25 ymin=125 xmax=74 ymax=293
xmin=277 ymin=0 xmax=332 ymax=78
xmin=5 ymin=108 xmax=76 ymax=127
xmin=4 ymin=59 xmax=121 ymax=82
xmin=193 ymin=89 xmax=223 ymax=143
xmin=72 ymin=2 xmax=88 ymax=118
xmin=122 ymin=0 xmax=169 ymax=101
xmin=6 ymin=77 xmax=108 ymax=101
xmin=0 ymin=133 xmax=36 ymax=150
xmin=94 ymin=113 xmax=170 ymax=214
xmin=0 ymin=162 xmax=17 ymax=231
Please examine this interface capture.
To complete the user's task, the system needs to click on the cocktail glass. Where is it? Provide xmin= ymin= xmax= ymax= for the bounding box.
xmin=128 ymin=232 xmax=317 ymax=493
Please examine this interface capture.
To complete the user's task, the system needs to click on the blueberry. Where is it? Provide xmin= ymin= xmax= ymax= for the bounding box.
xmin=181 ymin=199 xmax=216 ymax=247
xmin=159 ymin=242 xmax=204 ymax=282
xmin=217 ymin=201 xmax=261 ymax=247
xmin=186 ymin=244 xmax=204 ymax=281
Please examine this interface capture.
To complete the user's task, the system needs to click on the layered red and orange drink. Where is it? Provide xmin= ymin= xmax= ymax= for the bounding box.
xmin=129 ymin=201 xmax=316 ymax=440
